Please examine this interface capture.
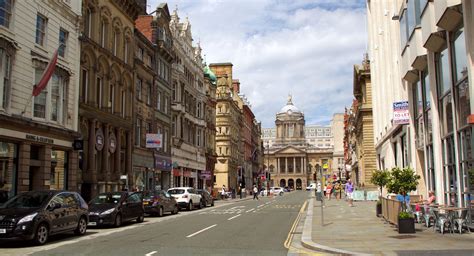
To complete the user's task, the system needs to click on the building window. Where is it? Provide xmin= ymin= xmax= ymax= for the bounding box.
xmin=113 ymin=30 xmax=119 ymax=56
xmin=197 ymin=129 xmax=201 ymax=147
xmin=121 ymin=89 xmax=126 ymax=118
xmin=109 ymin=83 xmax=115 ymax=113
xmin=136 ymin=78 xmax=142 ymax=101
xmin=137 ymin=47 xmax=143 ymax=61
xmin=135 ymin=118 xmax=141 ymax=146
xmin=163 ymin=130 xmax=168 ymax=153
xmin=58 ymin=28 xmax=68 ymax=57
xmin=0 ymin=48 xmax=11 ymax=109
xmin=0 ymin=0 xmax=12 ymax=28
xmin=146 ymin=82 xmax=151 ymax=105
xmin=145 ymin=121 xmax=151 ymax=134
xmin=50 ymin=74 xmax=64 ymax=122
xmin=197 ymin=102 xmax=201 ymax=118
xmin=35 ymin=14 xmax=47 ymax=46
xmin=33 ymin=69 xmax=47 ymax=118
xmin=96 ymin=77 xmax=102 ymax=109
xmin=437 ymin=48 xmax=453 ymax=136
xmin=172 ymin=115 xmax=176 ymax=137
xmin=124 ymin=39 xmax=129 ymax=64
xmin=157 ymin=91 xmax=161 ymax=111
xmin=33 ymin=69 xmax=67 ymax=122
xmin=84 ymin=8 xmax=92 ymax=37
xmin=407 ymin=0 xmax=421 ymax=40
xmin=164 ymin=96 xmax=168 ymax=114
xmin=100 ymin=20 xmax=107 ymax=48
xmin=81 ymin=69 xmax=88 ymax=103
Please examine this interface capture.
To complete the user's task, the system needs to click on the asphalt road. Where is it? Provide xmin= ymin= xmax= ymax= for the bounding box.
xmin=0 ymin=190 xmax=307 ymax=256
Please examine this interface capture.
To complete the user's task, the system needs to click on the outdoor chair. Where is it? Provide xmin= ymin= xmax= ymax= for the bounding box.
xmin=452 ymin=209 xmax=470 ymax=234
xmin=421 ymin=206 xmax=434 ymax=227
xmin=433 ymin=209 xmax=453 ymax=234
xmin=410 ymin=204 xmax=422 ymax=223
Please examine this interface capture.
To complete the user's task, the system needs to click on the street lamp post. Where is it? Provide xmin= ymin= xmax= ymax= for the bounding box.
xmin=266 ymin=142 xmax=270 ymax=196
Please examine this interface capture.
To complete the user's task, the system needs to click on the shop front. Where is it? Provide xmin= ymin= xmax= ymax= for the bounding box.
xmin=154 ymin=153 xmax=172 ymax=190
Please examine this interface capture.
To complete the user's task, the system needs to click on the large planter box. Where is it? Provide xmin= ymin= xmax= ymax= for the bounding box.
xmin=376 ymin=203 xmax=382 ymax=217
xmin=398 ymin=217 xmax=415 ymax=233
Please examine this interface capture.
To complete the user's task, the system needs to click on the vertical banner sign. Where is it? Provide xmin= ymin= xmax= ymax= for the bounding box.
xmin=393 ymin=101 xmax=410 ymax=125
xmin=146 ymin=134 xmax=162 ymax=148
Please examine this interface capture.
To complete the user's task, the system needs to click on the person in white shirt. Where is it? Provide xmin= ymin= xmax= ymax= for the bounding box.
xmin=253 ymin=185 xmax=259 ymax=200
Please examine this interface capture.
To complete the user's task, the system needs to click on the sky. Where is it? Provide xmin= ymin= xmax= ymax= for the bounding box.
xmin=147 ymin=0 xmax=367 ymax=128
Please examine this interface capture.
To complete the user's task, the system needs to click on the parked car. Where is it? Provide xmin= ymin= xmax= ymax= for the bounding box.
xmin=260 ymin=189 xmax=268 ymax=196
xmin=196 ymin=189 xmax=214 ymax=207
xmin=142 ymin=190 xmax=179 ymax=217
xmin=167 ymin=187 xmax=202 ymax=210
xmin=0 ymin=190 xmax=88 ymax=245
xmin=88 ymin=192 xmax=144 ymax=227
xmin=270 ymin=187 xmax=284 ymax=196
xmin=306 ymin=183 xmax=317 ymax=191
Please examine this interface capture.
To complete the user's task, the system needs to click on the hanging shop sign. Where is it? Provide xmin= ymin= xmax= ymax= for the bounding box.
xmin=393 ymin=101 xmax=410 ymax=125
xmin=109 ymin=133 xmax=117 ymax=153
xmin=95 ymin=128 xmax=104 ymax=151
xmin=146 ymin=133 xmax=162 ymax=148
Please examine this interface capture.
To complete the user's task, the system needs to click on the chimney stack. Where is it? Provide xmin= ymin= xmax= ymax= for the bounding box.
xmin=232 ymin=79 xmax=240 ymax=94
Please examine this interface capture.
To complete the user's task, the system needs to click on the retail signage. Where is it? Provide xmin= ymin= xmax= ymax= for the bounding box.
xmin=95 ymin=128 xmax=104 ymax=151
xmin=200 ymin=170 xmax=211 ymax=179
xmin=393 ymin=101 xmax=410 ymax=125
xmin=73 ymin=139 xmax=83 ymax=150
xmin=146 ymin=133 xmax=162 ymax=148
xmin=109 ymin=133 xmax=117 ymax=153
xmin=26 ymin=134 xmax=54 ymax=144
xmin=322 ymin=163 xmax=329 ymax=169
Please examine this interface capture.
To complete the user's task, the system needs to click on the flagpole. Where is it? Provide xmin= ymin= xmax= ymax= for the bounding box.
xmin=21 ymin=94 xmax=34 ymax=115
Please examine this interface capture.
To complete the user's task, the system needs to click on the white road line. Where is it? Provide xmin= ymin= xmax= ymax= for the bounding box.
xmin=246 ymin=208 xmax=255 ymax=213
xmin=227 ymin=214 xmax=241 ymax=220
xmin=145 ymin=251 xmax=158 ymax=256
xmin=257 ymin=204 xmax=265 ymax=208
xmin=186 ymin=224 xmax=217 ymax=238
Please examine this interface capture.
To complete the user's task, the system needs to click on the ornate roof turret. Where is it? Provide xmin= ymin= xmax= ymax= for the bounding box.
xmin=278 ymin=94 xmax=302 ymax=115
xmin=204 ymin=65 xmax=217 ymax=84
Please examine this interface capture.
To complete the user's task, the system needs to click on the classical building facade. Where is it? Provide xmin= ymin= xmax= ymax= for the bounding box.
xmin=210 ymin=63 xmax=242 ymax=191
xmin=78 ymin=0 xmax=141 ymax=200
xmin=0 ymin=0 xmax=82 ymax=199
xmin=203 ymin=65 xmax=217 ymax=191
xmin=330 ymin=113 xmax=345 ymax=179
xmin=344 ymin=57 xmax=376 ymax=187
xmin=263 ymin=97 xmax=334 ymax=189
xmin=368 ymin=0 xmax=473 ymax=218
xmin=169 ymin=9 xmax=207 ymax=189
xmin=135 ymin=3 xmax=174 ymax=191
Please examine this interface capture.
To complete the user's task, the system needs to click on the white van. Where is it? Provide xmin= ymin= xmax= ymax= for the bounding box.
xmin=306 ymin=183 xmax=317 ymax=191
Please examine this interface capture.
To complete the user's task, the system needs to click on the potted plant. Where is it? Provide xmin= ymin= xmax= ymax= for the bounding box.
xmin=386 ymin=167 xmax=420 ymax=234
xmin=370 ymin=169 xmax=390 ymax=217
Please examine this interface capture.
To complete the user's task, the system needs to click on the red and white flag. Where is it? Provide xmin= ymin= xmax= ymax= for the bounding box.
xmin=32 ymin=49 xmax=59 ymax=96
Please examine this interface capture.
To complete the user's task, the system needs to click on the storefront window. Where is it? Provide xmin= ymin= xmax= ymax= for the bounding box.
xmin=453 ymin=28 xmax=467 ymax=82
xmin=0 ymin=141 xmax=17 ymax=202
xmin=437 ymin=48 xmax=451 ymax=96
xmin=50 ymin=150 xmax=68 ymax=190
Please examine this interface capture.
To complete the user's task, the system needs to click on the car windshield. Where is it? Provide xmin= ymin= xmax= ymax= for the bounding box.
xmin=168 ymin=189 xmax=185 ymax=195
xmin=1 ymin=192 xmax=50 ymax=208
xmin=143 ymin=191 xmax=160 ymax=198
xmin=90 ymin=193 xmax=122 ymax=204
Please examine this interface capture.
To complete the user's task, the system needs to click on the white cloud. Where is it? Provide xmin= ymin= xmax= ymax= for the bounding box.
xmin=148 ymin=0 xmax=367 ymax=127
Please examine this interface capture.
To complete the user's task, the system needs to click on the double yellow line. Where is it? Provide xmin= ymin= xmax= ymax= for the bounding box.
xmin=284 ymin=200 xmax=308 ymax=249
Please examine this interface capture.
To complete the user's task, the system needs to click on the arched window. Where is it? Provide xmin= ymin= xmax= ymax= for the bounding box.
xmin=100 ymin=19 xmax=108 ymax=48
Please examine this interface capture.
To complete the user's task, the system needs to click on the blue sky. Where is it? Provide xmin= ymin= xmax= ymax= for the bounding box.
xmin=147 ymin=0 xmax=367 ymax=127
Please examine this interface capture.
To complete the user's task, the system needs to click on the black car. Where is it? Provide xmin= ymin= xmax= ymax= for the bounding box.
xmin=196 ymin=189 xmax=214 ymax=207
xmin=0 ymin=190 xmax=89 ymax=245
xmin=142 ymin=190 xmax=179 ymax=217
xmin=88 ymin=192 xmax=144 ymax=227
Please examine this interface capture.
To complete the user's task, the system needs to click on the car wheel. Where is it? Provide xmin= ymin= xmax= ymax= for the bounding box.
xmin=114 ymin=214 xmax=122 ymax=227
xmin=198 ymin=200 xmax=203 ymax=209
xmin=187 ymin=201 xmax=193 ymax=211
xmin=74 ymin=217 xmax=87 ymax=235
xmin=137 ymin=213 xmax=144 ymax=223
xmin=172 ymin=205 xmax=179 ymax=214
xmin=34 ymin=223 xmax=49 ymax=245
xmin=158 ymin=207 xmax=164 ymax=217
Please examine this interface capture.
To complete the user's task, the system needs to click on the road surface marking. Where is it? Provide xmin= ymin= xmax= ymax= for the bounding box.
xmin=284 ymin=200 xmax=307 ymax=249
xmin=228 ymin=214 xmax=241 ymax=220
xmin=186 ymin=224 xmax=217 ymax=238
xmin=257 ymin=204 xmax=265 ymax=208
xmin=145 ymin=251 xmax=158 ymax=256
xmin=246 ymin=208 xmax=255 ymax=212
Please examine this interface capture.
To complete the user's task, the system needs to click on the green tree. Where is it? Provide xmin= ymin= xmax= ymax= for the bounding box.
xmin=370 ymin=169 xmax=390 ymax=197
xmin=386 ymin=167 xmax=420 ymax=212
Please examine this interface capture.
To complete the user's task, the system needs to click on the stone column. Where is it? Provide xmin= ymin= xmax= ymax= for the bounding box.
xmin=17 ymin=142 xmax=31 ymax=193
xmin=293 ymin=157 xmax=296 ymax=174
xmin=277 ymin=158 xmax=280 ymax=173
xmin=103 ymin=124 xmax=110 ymax=185
xmin=285 ymin=157 xmax=287 ymax=174
xmin=115 ymin=128 xmax=121 ymax=177
xmin=126 ymin=130 xmax=132 ymax=184
xmin=303 ymin=157 xmax=306 ymax=174
xmin=40 ymin=145 xmax=52 ymax=190
xmin=88 ymin=119 xmax=96 ymax=183
xmin=300 ymin=157 xmax=303 ymax=173
xmin=68 ymin=150 xmax=78 ymax=191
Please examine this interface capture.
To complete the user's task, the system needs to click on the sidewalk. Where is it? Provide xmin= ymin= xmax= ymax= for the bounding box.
xmin=302 ymin=196 xmax=474 ymax=255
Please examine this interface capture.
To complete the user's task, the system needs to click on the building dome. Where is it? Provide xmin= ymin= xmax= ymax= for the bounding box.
xmin=278 ymin=95 xmax=301 ymax=114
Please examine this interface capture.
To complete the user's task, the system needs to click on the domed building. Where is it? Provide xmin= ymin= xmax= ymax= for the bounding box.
xmin=262 ymin=96 xmax=341 ymax=189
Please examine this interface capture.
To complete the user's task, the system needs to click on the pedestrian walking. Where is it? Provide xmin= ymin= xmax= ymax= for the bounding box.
xmin=334 ymin=182 xmax=342 ymax=200
xmin=253 ymin=185 xmax=259 ymax=200
xmin=345 ymin=179 xmax=354 ymax=206
xmin=325 ymin=183 xmax=333 ymax=200
xmin=221 ymin=185 xmax=226 ymax=200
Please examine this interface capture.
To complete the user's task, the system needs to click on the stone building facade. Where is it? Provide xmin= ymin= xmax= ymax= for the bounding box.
xmin=78 ymin=0 xmax=141 ymax=201
xmin=169 ymin=9 xmax=207 ymax=189
xmin=0 ymin=0 xmax=82 ymax=199
xmin=344 ymin=57 xmax=376 ymax=187
xmin=203 ymin=66 xmax=217 ymax=190
xmin=210 ymin=63 xmax=242 ymax=191
xmin=135 ymin=3 xmax=174 ymax=191
xmin=263 ymin=97 xmax=334 ymax=189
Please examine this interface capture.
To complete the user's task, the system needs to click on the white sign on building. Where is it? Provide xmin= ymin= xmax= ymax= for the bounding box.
xmin=393 ymin=101 xmax=410 ymax=125
xmin=146 ymin=134 xmax=162 ymax=148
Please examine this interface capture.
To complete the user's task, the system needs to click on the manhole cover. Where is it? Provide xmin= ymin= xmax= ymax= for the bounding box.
xmin=389 ymin=235 xmax=416 ymax=239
